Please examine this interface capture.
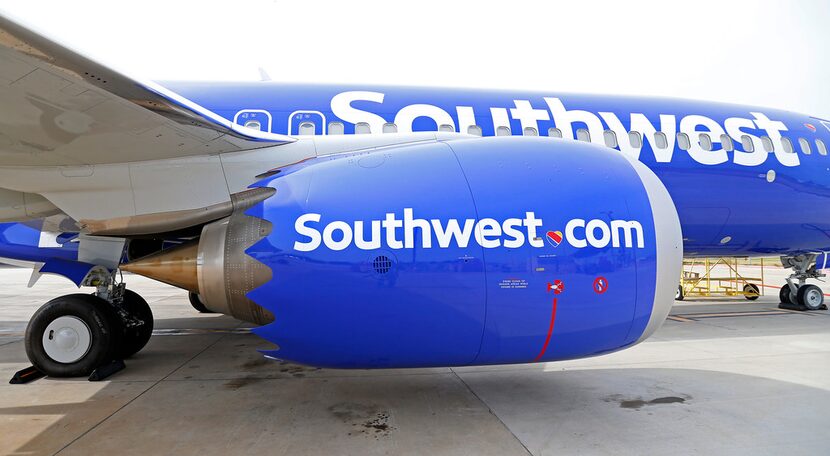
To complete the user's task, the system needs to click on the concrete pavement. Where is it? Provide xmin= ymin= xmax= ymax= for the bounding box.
xmin=0 ymin=266 xmax=828 ymax=455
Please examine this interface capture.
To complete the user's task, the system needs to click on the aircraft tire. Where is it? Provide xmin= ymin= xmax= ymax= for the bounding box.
xmin=779 ymin=285 xmax=793 ymax=304
xmin=189 ymin=292 xmax=215 ymax=313
xmin=118 ymin=290 xmax=153 ymax=359
xmin=743 ymin=284 xmax=760 ymax=300
xmin=796 ymin=284 xmax=824 ymax=310
xmin=675 ymin=285 xmax=684 ymax=301
xmin=24 ymin=294 xmax=122 ymax=377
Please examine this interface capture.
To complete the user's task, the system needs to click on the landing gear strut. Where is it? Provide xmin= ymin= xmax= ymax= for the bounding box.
xmin=779 ymin=254 xmax=827 ymax=311
xmin=21 ymin=270 xmax=153 ymax=379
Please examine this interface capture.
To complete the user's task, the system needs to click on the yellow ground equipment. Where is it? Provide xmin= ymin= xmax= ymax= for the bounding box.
xmin=677 ymin=257 xmax=767 ymax=301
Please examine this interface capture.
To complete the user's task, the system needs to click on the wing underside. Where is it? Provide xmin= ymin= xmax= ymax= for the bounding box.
xmin=0 ymin=10 xmax=294 ymax=168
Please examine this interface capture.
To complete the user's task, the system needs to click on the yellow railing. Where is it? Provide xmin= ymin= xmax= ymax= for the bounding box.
xmin=678 ymin=257 xmax=767 ymax=300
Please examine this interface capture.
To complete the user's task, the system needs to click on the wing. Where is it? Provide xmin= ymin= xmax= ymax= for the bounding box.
xmin=0 ymin=10 xmax=294 ymax=167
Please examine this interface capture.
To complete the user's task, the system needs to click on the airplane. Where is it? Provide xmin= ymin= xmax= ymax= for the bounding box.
xmin=1 ymin=10 xmax=828 ymax=377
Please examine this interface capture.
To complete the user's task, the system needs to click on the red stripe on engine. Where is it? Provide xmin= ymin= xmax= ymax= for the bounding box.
xmin=534 ymin=298 xmax=558 ymax=361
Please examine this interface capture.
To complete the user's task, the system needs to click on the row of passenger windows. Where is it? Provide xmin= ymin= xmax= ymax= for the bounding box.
xmin=311 ymin=121 xmax=828 ymax=156
xmin=321 ymin=121 xmax=462 ymax=135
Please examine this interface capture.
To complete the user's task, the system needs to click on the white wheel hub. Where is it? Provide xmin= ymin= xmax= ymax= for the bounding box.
xmin=42 ymin=316 xmax=92 ymax=363
xmin=805 ymin=288 xmax=823 ymax=308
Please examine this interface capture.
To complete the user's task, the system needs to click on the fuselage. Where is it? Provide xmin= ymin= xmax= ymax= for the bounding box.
xmin=164 ymin=82 xmax=830 ymax=257
xmin=2 ymin=83 xmax=830 ymax=261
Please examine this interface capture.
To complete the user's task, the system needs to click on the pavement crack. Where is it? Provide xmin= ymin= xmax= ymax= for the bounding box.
xmin=450 ymin=368 xmax=534 ymax=456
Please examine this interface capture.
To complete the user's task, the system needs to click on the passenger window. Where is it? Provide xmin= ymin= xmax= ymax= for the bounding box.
xmin=439 ymin=124 xmax=454 ymax=133
xmin=355 ymin=122 xmax=371 ymax=134
xmin=676 ymin=133 xmax=691 ymax=151
xmin=496 ymin=126 xmax=511 ymax=136
xmin=654 ymin=132 xmax=668 ymax=149
xmin=243 ymin=120 xmax=262 ymax=131
xmin=576 ymin=128 xmax=590 ymax=142
xmin=467 ymin=125 xmax=482 ymax=136
xmin=799 ymin=137 xmax=812 ymax=154
xmin=328 ymin=121 xmax=344 ymax=135
xmin=603 ymin=130 xmax=618 ymax=148
xmin=761 ymin=136 xmax=774 ymax=152
xmin=699 ymin=133 xmax=712 ymax=151
xmin=817 ymin=139 xmax=828 ymax=156
xmin=781 ymin=137 xmax=794 ymax=154
xmin=548 ymin=127 xmax=563 ymax=138
xmin=629 ymin=131 xmax=642 ymax=148
xmin=720 ymin=134 xmax=734 ymax=152
xmin=523 ymin=127 xmax=538 ymax=136
xmin=298 ymin=122 xmax=315 ymax=135
xmin=740 ymin=135 xmax=755 ymax=152
xmin=382 ymin=122 xmax=397 ymax=133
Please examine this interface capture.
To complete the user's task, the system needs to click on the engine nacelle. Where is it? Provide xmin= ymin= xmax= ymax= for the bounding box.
xmin=244 ymin=137 xmax=682 ymax=368
xmin=123 ymin=137 xmax=682 ymax=368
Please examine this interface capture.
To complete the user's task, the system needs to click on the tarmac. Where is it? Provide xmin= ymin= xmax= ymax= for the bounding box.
xmin=0 ymin=264 xmax=828 ymax=455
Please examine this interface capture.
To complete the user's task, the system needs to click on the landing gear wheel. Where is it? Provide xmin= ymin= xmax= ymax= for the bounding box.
xmin=24 ymin=294 xmax=122 ymax=377
xmin=743 ymin=284 xmax=760 ymax=300
xmin=675 ymin=285 xmax=684 ymax=301
xmin=118 ymin=290 xmax=153 ymax=359
xmin=796 ymin=284 xmax=824 ymax=310
xmin=779 ymin=285 xmax=793 ymax=304
xmin=188 ymin=292 xmax=214 ymax=313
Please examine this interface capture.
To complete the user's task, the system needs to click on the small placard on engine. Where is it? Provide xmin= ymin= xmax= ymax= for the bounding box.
xmin=498 ymin=278 xmax=528 ymax=290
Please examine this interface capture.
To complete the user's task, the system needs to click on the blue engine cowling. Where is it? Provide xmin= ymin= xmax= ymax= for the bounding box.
xmin=244 ymin=137 xmax=682 ymax=368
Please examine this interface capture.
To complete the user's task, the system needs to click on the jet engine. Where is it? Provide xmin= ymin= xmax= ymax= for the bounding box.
xmin=124 ymin=137 xmax=682 ymax=368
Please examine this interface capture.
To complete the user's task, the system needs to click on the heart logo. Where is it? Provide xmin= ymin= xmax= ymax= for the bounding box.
xmin=546 ymin=230 xmax=563 ymax=247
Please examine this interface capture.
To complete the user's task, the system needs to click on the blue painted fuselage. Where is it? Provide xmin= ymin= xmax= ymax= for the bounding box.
xmin=162 ymin=82 xmax=830 ymax=258
xmin=3 ymin=83 xmax=830 ymax=261
xmin=0 ymin=222 xmax=76 ymax=264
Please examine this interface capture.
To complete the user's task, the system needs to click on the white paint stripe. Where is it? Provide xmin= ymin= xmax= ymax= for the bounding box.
xmin=38 ymin=231 xmax=62 ymax=248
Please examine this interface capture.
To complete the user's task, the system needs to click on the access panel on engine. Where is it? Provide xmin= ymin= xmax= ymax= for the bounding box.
xmin=448 ymin=138 xmax=657 ymax=364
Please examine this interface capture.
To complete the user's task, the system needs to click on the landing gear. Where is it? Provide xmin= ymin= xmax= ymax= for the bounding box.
xmin=21 ymin=270 xmax=154 ymax=378
xmin=779 ymin=285 xmax=793 ymax=304
xmin=25 ymin=294 xmax=122 ymax=377
xmin=797 ymin=284 xmax=824 ymax=310
xmin=675 ymin=285 xmax=685 ymax=301
xmin=189 ymin=292 xmax=215 ymax=313
xmin=119 ymin=290 xmax=153 ymax=358
xmin=779 ymin=254 xmax=828 ymax=311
